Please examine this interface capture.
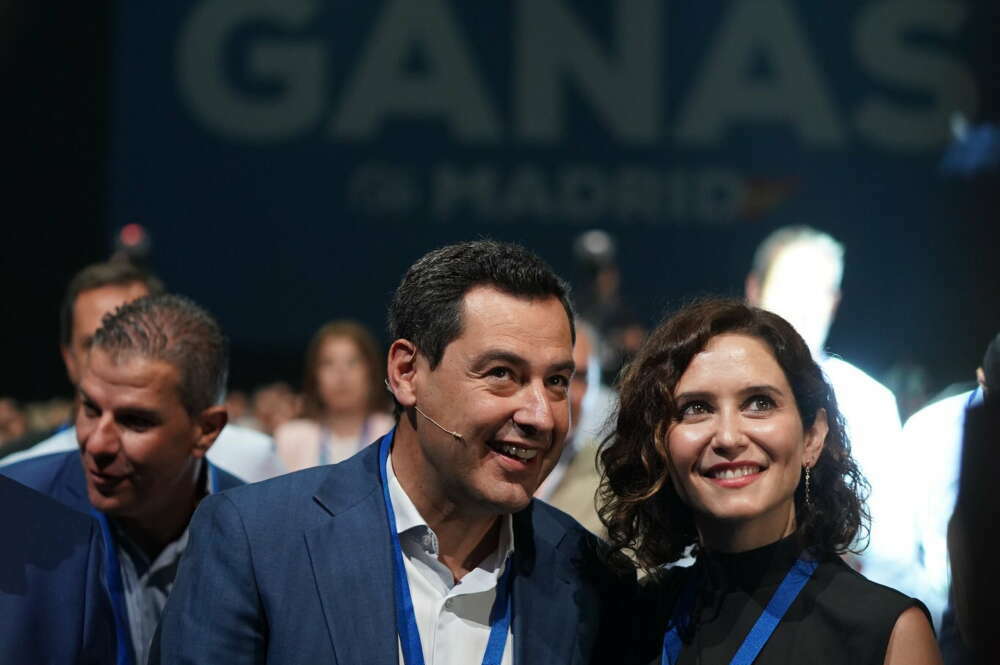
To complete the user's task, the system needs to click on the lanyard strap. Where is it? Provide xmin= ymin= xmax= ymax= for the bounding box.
xmin=91 ymin=460 xmax=221 ymax=665
xmin=92 ymin=509 xmax=134 ymax=665
xmin=378 ymin=431 xmax=513 ymax=665
xmin=661 ymin=556 xmax=818 ymax=665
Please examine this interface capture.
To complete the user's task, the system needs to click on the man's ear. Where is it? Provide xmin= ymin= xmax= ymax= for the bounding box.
xmin=386 ymin=339 xmax=419 ymax=409
xmin=192 ymin=405 xmax=227 ymax=458
xmin=976 ymin=367 xmax=986 ymax=391
xmin=803 ymin=408 xmax=829 ymax=466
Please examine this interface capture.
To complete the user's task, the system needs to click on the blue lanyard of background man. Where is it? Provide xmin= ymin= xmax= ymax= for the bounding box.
xmin=91 ymin=462 xmax=220 ymax=665
xmin=661 ymin=555 xmax=818 ymax=665
xmin=378 ymin=430 xmax=514 ymax=665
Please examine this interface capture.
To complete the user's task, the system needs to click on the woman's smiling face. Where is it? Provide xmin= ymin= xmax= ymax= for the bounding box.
xmin=665 ymin=333 xmax=827 ymax=549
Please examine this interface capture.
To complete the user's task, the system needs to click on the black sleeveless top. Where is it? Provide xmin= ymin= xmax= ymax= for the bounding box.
xmin=638 ymin=535 xmax=927 ymax=665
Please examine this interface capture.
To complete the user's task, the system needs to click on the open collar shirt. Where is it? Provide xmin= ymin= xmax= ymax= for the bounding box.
xmin=386 ymin=455 xmax=515 ymax=665
xmin=113 ymin=464 xmax=215 ymax=665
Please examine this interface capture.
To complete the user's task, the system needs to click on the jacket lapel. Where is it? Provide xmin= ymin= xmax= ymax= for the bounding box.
xmin=512 ymin=504 xmax=582 ymax=665
xmin=305 ymin=444 xmax=398 ymax=665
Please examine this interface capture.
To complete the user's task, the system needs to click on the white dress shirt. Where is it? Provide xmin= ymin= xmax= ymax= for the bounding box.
xmin=819 ymin=357 xmax=923 ymax=594
xmin=386 ymin=455 xmax=514 ymax=665
xmin=115 ymin=525 xmax=190 ymax=665
xmin=901 ymin=387 xmax=978 ymax=627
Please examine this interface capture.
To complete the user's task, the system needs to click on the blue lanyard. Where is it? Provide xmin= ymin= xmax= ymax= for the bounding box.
xmin=91 ymin=462 xmax=220 ymax=665
xmin=92 ymin=508 xmax=134 ymax=665
xmin=661 ymin=555 xmax=818 ymax=665
xmin=377 ymin=430 xmax=514 ymax=665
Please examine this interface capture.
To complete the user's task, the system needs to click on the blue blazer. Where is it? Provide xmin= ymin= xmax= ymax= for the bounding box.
xmin=0 ymin=474 xmax=117 ymax=664
xmin=2 ymin=450 xmax=244 ymax=665
xmin=151 ymin=441 xmax=636 ymax=664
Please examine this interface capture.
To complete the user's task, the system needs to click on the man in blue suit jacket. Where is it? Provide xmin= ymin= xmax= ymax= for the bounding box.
xmin=0 ymin=474 xmax=116 ymax=664
xmin=154 ymin=241 xmax=636 ymax=664
xmin=3 ymin=293 xmax=244 ymax=665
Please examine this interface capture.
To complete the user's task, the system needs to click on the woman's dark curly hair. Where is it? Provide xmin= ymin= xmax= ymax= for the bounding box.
xmin=598 ymin=298 xmax=869 ymax=573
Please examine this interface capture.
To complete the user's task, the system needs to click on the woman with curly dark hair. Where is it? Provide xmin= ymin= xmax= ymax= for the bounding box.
xmin=599 ymin=298 xmax=938 ymax=665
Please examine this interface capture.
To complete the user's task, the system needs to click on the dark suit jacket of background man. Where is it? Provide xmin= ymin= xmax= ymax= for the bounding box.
xmin=151 ymin=440 xmax=638 ymax=665
xmin=1 ymin=450 xmax=244 ymax=663
xmin=0 ymin=474 xmax=116 ymax=664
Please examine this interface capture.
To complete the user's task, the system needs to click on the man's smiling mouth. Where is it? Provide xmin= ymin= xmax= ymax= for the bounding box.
xmin=487 ymin=441 xmax=539 ymax=461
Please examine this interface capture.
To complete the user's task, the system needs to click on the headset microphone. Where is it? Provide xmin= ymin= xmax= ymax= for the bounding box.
xmin=413 ymin=405 xmax=464 ymax=441
xmin=385 ymin=379 xmax=464 ymax=441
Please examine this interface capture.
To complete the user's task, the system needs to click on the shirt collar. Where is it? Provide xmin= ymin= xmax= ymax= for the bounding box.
xmin=113 ymin=521 xmax=191 ymax=579
xmin=385 ymin=450 xmax=515 ymax=572
xmin=386 ymin=452 xmax=427 ymax=535
xmin=110 ymin=459 xmax=215 ymax=575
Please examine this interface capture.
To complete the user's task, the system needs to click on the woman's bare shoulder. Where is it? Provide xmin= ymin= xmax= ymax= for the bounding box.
xmin=883 ymin=606 xmax=942 ymax=665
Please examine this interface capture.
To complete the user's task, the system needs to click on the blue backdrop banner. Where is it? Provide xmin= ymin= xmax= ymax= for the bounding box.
xmin=109 ymin=1 xmax=989 ymax=377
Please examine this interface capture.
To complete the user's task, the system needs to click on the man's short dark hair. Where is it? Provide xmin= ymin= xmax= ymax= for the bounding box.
xmin=388 ymin=240 xmax=575 ymax=368
xmin=60 ymin=262 xmax=165 ymax=346
xmin=92 ymin=294 xmax=228 ymax=416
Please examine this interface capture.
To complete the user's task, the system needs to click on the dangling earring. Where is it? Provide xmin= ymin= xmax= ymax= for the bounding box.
xmin=804 ymin=465 xmax=813 ymax=508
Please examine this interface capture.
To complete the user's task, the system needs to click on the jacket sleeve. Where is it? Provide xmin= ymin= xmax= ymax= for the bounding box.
xmin=150 ymin=493 xmax=266 ymax=664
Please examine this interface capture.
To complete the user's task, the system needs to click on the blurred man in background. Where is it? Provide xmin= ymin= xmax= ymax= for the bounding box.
xmin=573 ymin=230 xmax=648 ymax=385
xmin=904 ymin=332 xmax=999 ymax=664
xmin=248 ymin=381 xmax=301 ymax=436
xmin=745 ymin=226 xmax=919 ymax=599
xmin=0 ymin=261 xmax=285 ymax=482
xmin=2 ymin=294 xmax=245 ymax=665
xmin=535 ymin=320 xmax=616 ymax=534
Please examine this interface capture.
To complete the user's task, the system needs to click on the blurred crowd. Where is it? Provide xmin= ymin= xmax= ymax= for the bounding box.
xmin=0 ymin=227 xmax=951 ymax=459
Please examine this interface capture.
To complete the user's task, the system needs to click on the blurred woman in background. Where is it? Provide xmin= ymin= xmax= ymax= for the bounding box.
xmin=599 ymin=298 xmax=939 ymax=665
xmin=275 ymin=320 xmax=393 ymax=471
